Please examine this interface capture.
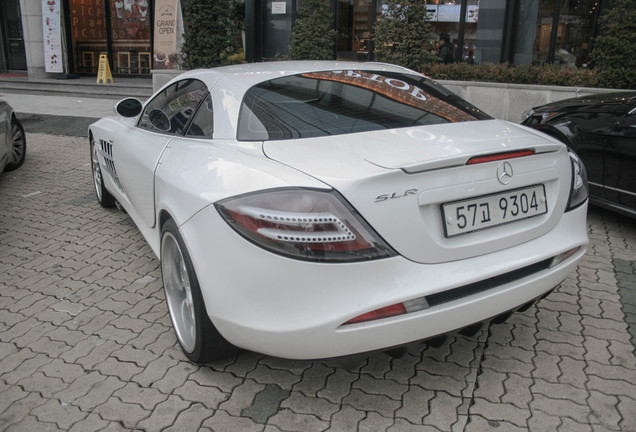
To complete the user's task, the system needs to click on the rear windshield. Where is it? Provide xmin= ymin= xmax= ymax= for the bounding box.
xmin=237 ymin=70 xmax=490 ymax=141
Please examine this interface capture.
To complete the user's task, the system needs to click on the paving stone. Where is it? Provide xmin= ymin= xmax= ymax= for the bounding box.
xmin=616 ymin=395 xmax=636 ymax=431
xmin=268 ymin=408 xmax=329 ymax=432
xmin=530 ymin=394 xmax=591 ymax=423
xmin=31 ymin=398 xmax=87 ymax=430
xmin=248 ymin=364 xmax=304 ymax=389
xmin=472 ymin=368 xmax=506 ymax=403
xmin=422 ymin=392 xmax=463 ymax=430
xmin=131 ymin=355 xmax=179 ymax=387
xmin=93 ymin=396 xmax=151 ymax=429
xmin=327 ymin=405 xmax=366 ymax=431
xmin=0 ymin=392 xmax=48 ymax=429
xmin=218 ymin=379 xmax=267 ymax=417
xmin=465 ymin=415 xmax=528 ymax=432
xmin=469 ymin=399 xmax=530 ymax=428
xmin=395 ymin=386 xmax=434 ymax=424
xmin=74 ymin=375 xmax=126 ymax=411
xmin=164 ymin=403 xmax=214 ymax=432
xmin=5 ymin=414 xmax=65 ymax=432
xmin=136 ymin=394 xmax=191 ymax=431
xmin=342 ymin=389 xmax=401 ymax=417
xmin=174 ymin=380 xmax=229 ymax=409
xmin=388 ymin=418 xmax=444 ymax=431
xmin=358 ymin=412 xmax=394 ymax=432
xmin=114 ymin=381 xmax=168 ymax=411
xmin=67 ymin=413 xmax=110 ymax=432
xmin=316 ymin=368 xmax=357 ymax=404
xmin=279 ymin=391 xmax=339 ymax=421
xmin=189 ymin=366 xmax=244 ymax=392
xmin=19 ymin=371 xmax=68 ymax=398
xmin=151 ymin=361 xmax=197 ymax=394
xmin=201 ymin=409 xmax=265 ymax=432
xmin=353 ymin=374 xmax=408 ymax=400
xmin=292 ymin=363 xmax=334 ymax=397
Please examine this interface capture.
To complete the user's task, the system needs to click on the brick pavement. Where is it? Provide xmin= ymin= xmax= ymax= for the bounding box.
xmin=0 ymin=132 xmax=635 ymax=431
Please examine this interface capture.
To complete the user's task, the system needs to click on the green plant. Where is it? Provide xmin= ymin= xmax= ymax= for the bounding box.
xmin=181 ymin=0 xmax=240 ymax=69
xmin=289 ymin=0 xmax=336 ymax=60
xmin=373 ymin=0 xmax=439 ymax=70
xmin=419 ymin=63 xmax=634 ymax=89
xmin=590 ymin=0 xmax=636 ymax=71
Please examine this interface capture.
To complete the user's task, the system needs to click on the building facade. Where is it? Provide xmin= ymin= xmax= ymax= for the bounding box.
xmin=246 ymin=0 xmax=609 ymax=68
xmin=1 ymin=0 xmax=609 ymax=78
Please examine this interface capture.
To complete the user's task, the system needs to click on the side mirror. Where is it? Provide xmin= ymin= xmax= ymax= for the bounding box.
xmin=148 ymin=109 xmax=171 ymax=131
xmin=115 ymin=98 xmax=143 ymax=117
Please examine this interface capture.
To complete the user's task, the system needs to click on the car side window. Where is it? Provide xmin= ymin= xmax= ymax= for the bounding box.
xmin=185 ymin=93 xmax=213 ymax=138
xmin=138 ymin=79 xmax=208 ymax=135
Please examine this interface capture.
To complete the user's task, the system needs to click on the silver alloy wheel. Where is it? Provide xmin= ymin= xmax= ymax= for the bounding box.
xmin=162 ymin=231 xmax=197 ymax=353
xmin=91 ymin=139 xmax=103 ymax=202
xmin=11 ymin=121 xmax=25 ymax=163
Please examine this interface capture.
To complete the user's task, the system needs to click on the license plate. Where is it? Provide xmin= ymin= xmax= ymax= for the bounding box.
xmin=442 ymin=185 xmax=548 ymax=237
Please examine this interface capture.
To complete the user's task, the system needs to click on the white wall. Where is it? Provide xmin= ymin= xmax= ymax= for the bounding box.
xmin=20 ymin=0 xmax=46 ymax=78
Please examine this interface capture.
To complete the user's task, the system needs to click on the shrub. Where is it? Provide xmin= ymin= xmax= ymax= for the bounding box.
xmin=420 ymin=63 xmax=633 ymax=89
xmin=289 ymin=0 xmax=336 ymax=60
xmin=590 ymin=0 xmax=636 ymax=71
xmin=181 ymin=0 xmax=240 ymax=69
xmin=373 ymin=0 xmax=439 ymax=70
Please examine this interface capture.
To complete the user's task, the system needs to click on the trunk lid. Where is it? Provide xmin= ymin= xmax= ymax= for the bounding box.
xmin=263 ymin=119 xmax=571 ymax=264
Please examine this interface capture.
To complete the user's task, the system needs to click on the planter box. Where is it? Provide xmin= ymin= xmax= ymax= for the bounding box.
xmin=151 ymin=69 xmax=617 ymax=124
xmin=437 ymin=80 xmax=616 ymax=123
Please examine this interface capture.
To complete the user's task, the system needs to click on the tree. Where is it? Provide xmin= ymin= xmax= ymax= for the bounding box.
xmin=590 ymin=0 xmax=636 ymax=71
xmin=181 ymin=0 xmax=240 ymax=69
xmin=289 ymin=0 xmax=336 ymax=60
xmin=373 ymin=0 xmax=439 ymax=70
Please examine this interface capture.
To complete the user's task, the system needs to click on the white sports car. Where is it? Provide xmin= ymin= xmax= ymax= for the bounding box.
xmin=89 ymin=61 xmax=589 ymax=362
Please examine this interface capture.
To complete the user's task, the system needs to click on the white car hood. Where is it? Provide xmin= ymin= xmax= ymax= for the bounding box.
xmin=263 ymin=119 xmax=570 ymax=264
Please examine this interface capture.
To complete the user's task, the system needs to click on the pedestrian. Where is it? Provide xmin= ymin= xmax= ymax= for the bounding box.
xmin=437 ymin=32 xmax=455 ymax=64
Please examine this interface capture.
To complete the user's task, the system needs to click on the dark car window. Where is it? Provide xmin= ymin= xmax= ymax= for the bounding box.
xmin=238 ymin=70 xmax=490 ymax=141
xmin=185 ymin=93 xmax=214 ymax=138
xmin=138 ymin=79 xmax=209 ymax=135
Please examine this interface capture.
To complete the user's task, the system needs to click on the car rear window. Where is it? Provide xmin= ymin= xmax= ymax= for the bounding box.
xmin=237 ymin=70 xmax=491 ymax=141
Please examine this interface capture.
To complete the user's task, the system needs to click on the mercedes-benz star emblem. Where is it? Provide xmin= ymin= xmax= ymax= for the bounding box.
xmin=497 ymin=161 xmax=514 ymax=185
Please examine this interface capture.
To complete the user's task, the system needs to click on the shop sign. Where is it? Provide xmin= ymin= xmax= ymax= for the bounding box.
xmin=153 ymin=0 xmax=179 ymax=69
xmin=42 ymin=0 xmax=64 ymax=73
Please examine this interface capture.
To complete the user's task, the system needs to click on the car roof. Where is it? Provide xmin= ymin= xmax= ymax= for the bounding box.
xmin=534 ymin=91 xmax=636 ymax=112
xmin=164 ymin=61 xmax=423 ymax=94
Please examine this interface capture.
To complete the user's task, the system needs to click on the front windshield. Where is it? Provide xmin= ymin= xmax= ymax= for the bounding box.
xmin=237 ymin=70 xmax=490 ymax=141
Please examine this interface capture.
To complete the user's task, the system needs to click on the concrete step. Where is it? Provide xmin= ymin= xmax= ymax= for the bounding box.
xmin=0 ymin=76 xmax=153 ymax=100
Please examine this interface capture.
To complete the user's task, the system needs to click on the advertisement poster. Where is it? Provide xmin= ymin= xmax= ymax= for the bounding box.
xmin=42 ymin=0 xmax=63 ymax=73
xmin=153 ymin=0 xmax=179 ymax=69
xmin=110 ymin=0 xmax=151 ymax=40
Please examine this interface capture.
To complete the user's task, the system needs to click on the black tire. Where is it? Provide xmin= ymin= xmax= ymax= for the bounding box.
xmin=160 ymin=219 xmax=237 ymax=363
xmin=4 ymin=116 xmax=26 ymax=171
xmin=90 ymin=134 xmax=116 ymax=208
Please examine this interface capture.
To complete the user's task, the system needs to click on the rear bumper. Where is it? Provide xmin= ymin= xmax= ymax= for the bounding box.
xmin=181 ymin=203 xmax=588 ymax=360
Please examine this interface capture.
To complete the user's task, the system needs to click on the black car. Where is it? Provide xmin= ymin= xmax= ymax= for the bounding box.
xmin=522 ymin=92 xmax=636 ymax=218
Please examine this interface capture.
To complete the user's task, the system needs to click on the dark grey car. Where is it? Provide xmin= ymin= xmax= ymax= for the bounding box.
xmin=522 ymin=92 xmax=636 ymax=218
xmin=0 ymin=100 xmax=26 ymax=175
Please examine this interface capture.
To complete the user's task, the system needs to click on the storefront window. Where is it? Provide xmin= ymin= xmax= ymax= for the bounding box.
xmin=554 ymin=0 xmax=597 ymax=67
xmin=335 ymin=0 xmax=381 ymax=61
xmin=69 ymin=0 xmax=108 ymax=73
xmin=529 ymin=0 xmax=597 ymax=67
xmin=109 ymin=0 xmax=151 ymax=74
xmin=67 ymin=0 xmax=151 ymax=75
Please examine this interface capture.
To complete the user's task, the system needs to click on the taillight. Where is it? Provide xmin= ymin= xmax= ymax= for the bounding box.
xmin=215 ymin=188 xmax=396 ymax=262
xmin=566 ymin=149 xmax=588 ymax=211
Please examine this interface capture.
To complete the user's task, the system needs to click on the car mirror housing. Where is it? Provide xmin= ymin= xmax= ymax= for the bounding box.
xmin=115 ymin=98 xmax=143 ymax=118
